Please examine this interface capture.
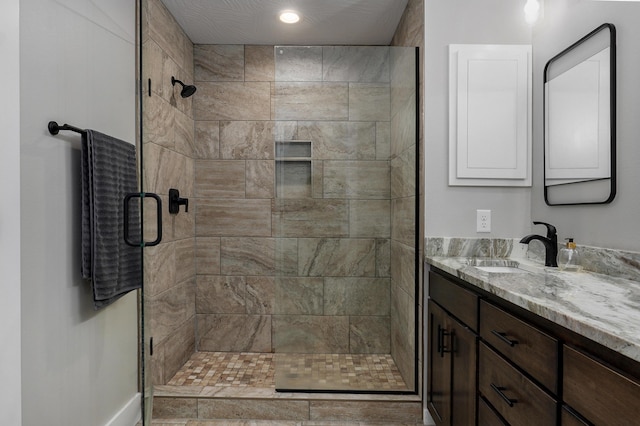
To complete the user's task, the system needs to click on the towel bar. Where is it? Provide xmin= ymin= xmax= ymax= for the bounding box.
xmin=48 ymin=121 xmax=86 ymax=135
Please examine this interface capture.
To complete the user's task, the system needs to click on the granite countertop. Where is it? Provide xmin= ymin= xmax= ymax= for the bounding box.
xmin=425 ymin=255 xmax=640 ymax=363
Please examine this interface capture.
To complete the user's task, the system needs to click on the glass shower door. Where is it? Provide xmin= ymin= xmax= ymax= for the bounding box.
xmin=273 ymin=46 xmax=418 ymax=393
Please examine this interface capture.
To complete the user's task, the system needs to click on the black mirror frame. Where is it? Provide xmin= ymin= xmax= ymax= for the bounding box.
xmin=543 ymin=23 xmax=616 ymax=206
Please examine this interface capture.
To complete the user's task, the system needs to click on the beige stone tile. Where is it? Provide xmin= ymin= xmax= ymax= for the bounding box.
xmin=196 ymin=237 xmax=221 ymax=275
xmin=163 ymin=55 xmax=194 ymax=118
xmin=274 ymin=277 xmax=324 ymax=315
xmin=144 ymin=95 xmax=174 ymax=148
xmin=275 ymin=238 xmax=298 ymax=276
xmin=246 ymin=276 xmax=275 ymax=314
xmin=391 ymin=146 xmax=416 ymax=199
xmin=168 ymin=198 xmax=196 ymax=240
xmin=162 ymin=313 xmax=196 ymax=383
xmin=274 ymin=82 xmax=348 ymax=121
xmin=376 ymin=121 xmax=391 ymax=160
xmin=274 ymin=121 xmax=298 ymax=140
xmin=197 ymin=399 xmax=309 ymax=421
xmin=324 ymin=278 xmax=390 ymax=316
xmin=349 ymin=200 xmax=391 ymax=238
xmin=390 ymin=90 xmax=416 ymax=159
xmin=195 ymin=121 xmax=220 ymax=159
xmin=322 ymin=46 xmax=390 ymax=83
xmin=391 ymin=286 xmax=416 ymax=390
xmin=144 ymin=242 xmax=176 ymax=297
xmin=175 ymin=238 xmax=196 ymax=284
xmin=148 ymin=281 xmax=194 ymax=343
xmin=196 ymin=199 xmax=272 ymax=237
xmin=195 ymin=160 xmax=246 ymax=198
xmin=312 ymin=160 xmax=323 ymax=199
xmin=350 ymin=316 xmax=391 ymax=354
xmin=147 ymin=0 xmax=191 ymax=76
xmin=220 ymin=121 xmax=275 ymax=160
xmin=196 ymin=275 xmax=246 ymax=314
xmin=376 ymin=238 xmax=391 ymax=278
xmin=298 ymin=238 xmax=376 ymax=277
xmin=197 ymin=314 xmax=271 ymax=352
xmin=246 ymin=160 xmax=275 ymax=198
xmin=174 ymin=108 xmax=195 ymax=157
xmin=349 ymin=83 xmax=390 ymax=122
xmin=144 ymin=143 xmax=193 ymax=196
xmin=152 ymin=397 xmax=197 ymax=419
xmin=195 ymin=82 xmax=271 ymax=121
xmin=272 ymin=199 xmax=348 ymax=238
xmin=245 ymin=45 xmax=275 ymax=82
xmin=391 ymin=197 xmax=415 ymax=247
xmin=391 ymin=0 xmax=424 ymax=47
xmin=323 ymin=161 xmax=390 ymax=199
xmin=272 ymin=315 xmax=349 ymax=353
xmin=142 ymin=39 xmax=165 ymax=97
xmin=309 ymin=401 xmax=421 ymax=423
xmin=220 ymin=237 xmax=275 ymax=275
xmin=149 ymin=336 xmax=165 ymax=385
xmin=390 ymin=240 xmax=416 ymax=297
xmin=275 ymin=46 xmax=323 ymax=81
xmin=297 ymin=121 xmax=376 ymax=160
xmin=195 ymin=45 xmax=244 ymax=81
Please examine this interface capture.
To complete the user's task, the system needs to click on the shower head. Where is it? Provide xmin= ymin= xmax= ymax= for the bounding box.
xmin=171 ymin=76 xmax=197 ymax=98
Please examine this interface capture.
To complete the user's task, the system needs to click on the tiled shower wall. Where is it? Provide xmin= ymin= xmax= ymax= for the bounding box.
xmin=192 ymin=45 xmax=404 ymax=358
xmin=390 ymin=0 xmax=425 ymax=392
xmin=142 ymin=0 xmax=197 ymax=385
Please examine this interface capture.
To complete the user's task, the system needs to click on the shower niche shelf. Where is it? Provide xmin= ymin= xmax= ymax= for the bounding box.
xmin=275 ymin=140 xmax=312 ymax=199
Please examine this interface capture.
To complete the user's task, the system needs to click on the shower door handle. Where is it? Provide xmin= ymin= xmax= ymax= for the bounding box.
xmin=124 ymin=192 xmax=162 ymax=247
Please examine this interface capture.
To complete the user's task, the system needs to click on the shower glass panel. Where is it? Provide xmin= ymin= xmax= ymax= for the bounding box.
xmin=273 ymin=46 xmax=418 ymax=393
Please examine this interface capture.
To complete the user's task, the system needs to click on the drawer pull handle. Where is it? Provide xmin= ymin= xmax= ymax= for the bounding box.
xmin=437 ymin=325 xmax=452 ymax=357
xmin=491 ymin=330 xmax=519 ymax=347
xmin=490 ymin=383 xmax=517 ymax=407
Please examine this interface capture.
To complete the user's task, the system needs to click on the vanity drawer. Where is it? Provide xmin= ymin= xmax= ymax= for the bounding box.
xmin=563 ymin=345 xmax=640 ymax=425
xmin=478 ymin=396 xmax=508 ymax=426
xmin=429 ymin=271 xmax=478 ymax=331
xmin=480 ymin=300 xmax=559 ymax=393
xmin=479 ymin=342 xmax=557 ymax=426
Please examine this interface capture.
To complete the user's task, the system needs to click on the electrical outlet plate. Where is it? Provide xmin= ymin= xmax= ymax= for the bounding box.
xmin=477 ymin=209 xmax=491 ymax=233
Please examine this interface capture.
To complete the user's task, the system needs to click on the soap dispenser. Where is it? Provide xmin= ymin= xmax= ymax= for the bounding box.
xmin=558 ymin=238 xmax=582 ymax=272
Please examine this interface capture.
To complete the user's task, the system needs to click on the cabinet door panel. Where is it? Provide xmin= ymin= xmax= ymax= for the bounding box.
xmin=428 ymin=300 xmax=452 ymax=425
xmin=564 ymin=345 xmax=640 ymax=425
xmin=450 ymin=317 xmax=477 ymax=426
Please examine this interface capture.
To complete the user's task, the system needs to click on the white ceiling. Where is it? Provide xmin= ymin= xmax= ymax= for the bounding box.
xmin=160 ymin=0 xmax=410 ymax=46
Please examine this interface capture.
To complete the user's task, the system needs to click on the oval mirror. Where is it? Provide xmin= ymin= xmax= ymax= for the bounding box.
xmin=543 ymin=23 xmax=616 ymax=205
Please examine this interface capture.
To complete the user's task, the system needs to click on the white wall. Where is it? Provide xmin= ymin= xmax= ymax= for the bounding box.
xmin=20 ymin=0 xmax=140 ymax=425
xmin=0 ymin=0 xmax=23 ymax=424
xmin=531 ymin=0 xmax=640 ymax=251
xmin=424 ymin=0 xmax=533 ymax=238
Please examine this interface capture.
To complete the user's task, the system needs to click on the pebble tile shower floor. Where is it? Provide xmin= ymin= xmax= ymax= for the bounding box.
xmin=167 ymin=352 xmax=409 ymax=391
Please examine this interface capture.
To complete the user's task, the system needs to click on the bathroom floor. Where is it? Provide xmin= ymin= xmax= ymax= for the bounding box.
xmin=167 ymin=351 xmax=409 ymax=391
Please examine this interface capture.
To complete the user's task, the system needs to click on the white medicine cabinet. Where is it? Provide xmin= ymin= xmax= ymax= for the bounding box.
xmin=449 ymin=44 xmax=532 ymax=187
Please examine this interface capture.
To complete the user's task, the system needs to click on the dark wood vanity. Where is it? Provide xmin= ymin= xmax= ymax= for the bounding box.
xmin=427 ymin=267 xmax=640 ymax=426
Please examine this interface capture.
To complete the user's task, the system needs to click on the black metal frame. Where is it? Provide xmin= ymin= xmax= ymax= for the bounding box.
xmin=543 ymin=23 xmax=617 ymax=206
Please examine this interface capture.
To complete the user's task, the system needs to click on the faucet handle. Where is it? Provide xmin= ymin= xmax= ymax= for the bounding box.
xmin=533 ymin=221 xmax=557 ymax=239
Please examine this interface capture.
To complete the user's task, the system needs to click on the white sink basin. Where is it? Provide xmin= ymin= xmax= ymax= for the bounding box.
xmin=474 ymin=266 xmax=526 ymax=273
xmin=465 ymin=258 xmax=532 ymax=274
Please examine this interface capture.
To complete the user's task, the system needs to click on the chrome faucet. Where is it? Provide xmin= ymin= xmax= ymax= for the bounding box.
xmin=520 ymin=221 xmax=558 ymax=267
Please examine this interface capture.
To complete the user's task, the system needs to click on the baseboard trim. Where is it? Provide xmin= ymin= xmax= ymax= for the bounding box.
xmin=104 ymin=393 xmax=141 ymax=426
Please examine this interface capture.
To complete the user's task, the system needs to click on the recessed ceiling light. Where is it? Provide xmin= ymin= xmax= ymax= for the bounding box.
xmin=279 ymin=10 xmax=301 ymax=24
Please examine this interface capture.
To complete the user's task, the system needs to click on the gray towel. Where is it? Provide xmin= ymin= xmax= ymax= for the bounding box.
xmin=81 ymin=130 xmax=141 ymax=309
